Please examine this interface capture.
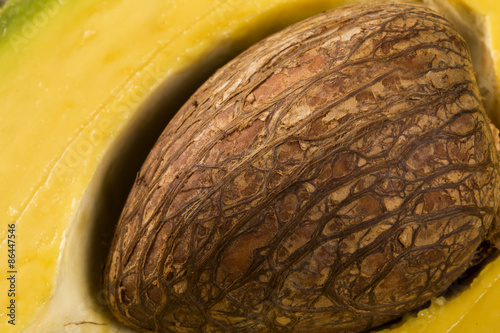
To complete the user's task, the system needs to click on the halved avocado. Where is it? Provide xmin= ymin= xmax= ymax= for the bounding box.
xmin=0 ymin=0 xmax=499 ymax=332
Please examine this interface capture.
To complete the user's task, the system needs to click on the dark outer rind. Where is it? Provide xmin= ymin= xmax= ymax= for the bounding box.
xmin=104 ymin=2 xmax=500 ymax=332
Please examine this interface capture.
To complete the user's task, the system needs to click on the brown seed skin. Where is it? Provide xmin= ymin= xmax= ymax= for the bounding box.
xmin=104 ymin=2 xmax=500 ymax=332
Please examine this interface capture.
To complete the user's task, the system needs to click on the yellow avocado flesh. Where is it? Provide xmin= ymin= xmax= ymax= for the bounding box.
xmin=0 ymin=0 xmax=499 ymax=332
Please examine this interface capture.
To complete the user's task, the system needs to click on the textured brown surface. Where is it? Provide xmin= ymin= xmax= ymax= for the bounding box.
xmin=104 ymin=2 xmax=500 ymax=332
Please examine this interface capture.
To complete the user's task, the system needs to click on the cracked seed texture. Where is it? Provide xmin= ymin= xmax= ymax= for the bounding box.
xmin=104 ymin=2 xmax=500 ymax=332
